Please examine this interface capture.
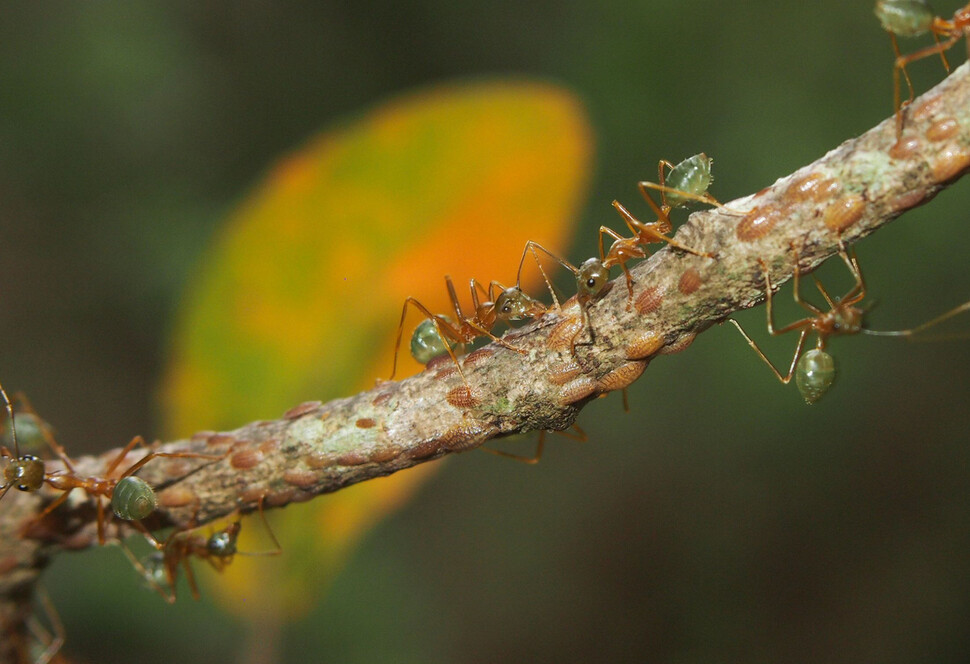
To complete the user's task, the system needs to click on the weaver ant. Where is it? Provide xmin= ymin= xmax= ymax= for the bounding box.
xmin=391 ymin=271 xmax=549 ymax=385
xmin=729 ymin=244 xmax=970 ymax=403
xmin=126 ymin=497 xmax=282 ymax=603
xmin=599 ymin=156 xmax=717 ymax=304
xmin=874 ymin=0 xmax=970 ymax=134
xmin=0 ymin=381 xmax=228 ymax=544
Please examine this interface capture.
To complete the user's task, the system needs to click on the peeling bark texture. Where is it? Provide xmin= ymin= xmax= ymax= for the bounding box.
xmin=2 ymin=62 xmax=970 ymax=663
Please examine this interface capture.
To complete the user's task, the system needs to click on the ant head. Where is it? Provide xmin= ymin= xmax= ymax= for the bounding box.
xmin=576 ymin=258 xmax=610 ymax=304
xmin=494 ymin=288 xmax=545 ymax=321
xmin=207 ymin=522 xmax=241 ymax=557
xmin=3 ymin=455 xmax=44 ymax=491
xmin=833 ymin=306 xmax=865 ymax=335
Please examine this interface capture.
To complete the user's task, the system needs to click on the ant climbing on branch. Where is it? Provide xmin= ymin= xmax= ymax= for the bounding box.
xmin=729 ymin=244 xmax=970 ymax=403
xmin=600 ymin=154 xmax=719 ymax=305
xmin=875 ymin=0 xmax=970 ymax=134
xmin=391 ymin=271 xmax=549 ymax=385
xmin=124 ymin=497 xmax=282 ymax=603
xmin=0 ymin=380 xmax=228 ymax=544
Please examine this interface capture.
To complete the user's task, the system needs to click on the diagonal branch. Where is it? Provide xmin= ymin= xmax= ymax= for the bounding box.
xmin=2 ymin=61 xmax=970 ymax=662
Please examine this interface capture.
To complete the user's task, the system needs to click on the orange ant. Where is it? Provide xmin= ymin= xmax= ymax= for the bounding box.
xmin=729 ymin=244 xmax=970 ymax=403
xmin=598 ymin=154 xmax=719 ymax=305
xmin=391 ymin=272 xmax=549 ymax=385
xmin=1 ymin=383 xmax=48 ymax=503
xmin=0 ymin=381 xmax=228 ymax=544
xmin=520 ymin=240 xmax=612 ymax=348
xmin=874 ymin=0 xmax=970 ymax=134
xmin=125 ymin=497 xmax=282 ymax=603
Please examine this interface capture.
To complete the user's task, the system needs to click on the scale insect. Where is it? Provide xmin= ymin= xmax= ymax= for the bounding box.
xmin=519 ymin=240 xmax=612 ymax=349
xmin=874 ymin=0 xmax=970 ymax=134
xmin=729 ymin=245 xmax=970 ymax=404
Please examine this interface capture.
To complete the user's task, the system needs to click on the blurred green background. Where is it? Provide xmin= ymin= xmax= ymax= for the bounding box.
xmin=3 ymin=1 xmax=970 ymax=663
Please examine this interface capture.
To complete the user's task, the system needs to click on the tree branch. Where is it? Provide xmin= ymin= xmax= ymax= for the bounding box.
xmin=2 ymin=61 xmax=970 ymax=663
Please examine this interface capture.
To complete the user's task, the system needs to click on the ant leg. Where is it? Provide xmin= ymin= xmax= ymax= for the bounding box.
xmin=391 ymin=297 xmax=467 ymax=381
xmin=480 ymin=431 xmax=545 ymax=464
xmin=27 ymin=488 xmax=75 ymax=532
xmin=117 ymin=536 xmax=177 ymax=603
xmin=247 ymin=494 xmax=283 ymax=556
xmin=865 ymin=299 xmax=970 ymax=338
xmin=888 ymin=32 xmax=915 ymax=137
xmin=28 ymin=585 xmax=64 ymax=664
xmin=480 ymin=422 xmax=586 ymax=464
xmin=522 ymin=241 xmax=567 ymax=310
xmin=728 ymin=320 xmax=809 ymax=385
xmin=118 ymin=445 xmax=229 ymax=479
xmin=760 ymin=259 xmax=818 ymax=335
xmin=639 ymin=181 xmax=722 ymax=210
xmin=623 ymin=194 xmax=714 ymax=258
xmin=835 ymin=247 xmax=866 ymax=307
xmin=931 ymin=29 xmax=951 ymax=72
xmin=182 ymin=556 xmax=201 ymax=601
xmin=598 ymin=225 xmax=638 ymax=305
xmin=894 ymin=31 xmax=961 ymax=108
xmin=104 ymin=435 xmax=153 ymax=477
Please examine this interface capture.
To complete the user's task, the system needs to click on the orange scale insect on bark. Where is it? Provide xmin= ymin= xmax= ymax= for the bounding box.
xmin=407 ymin=439 xmax=445 ymax=460
xmin=926 ymin=116 xmax=960 ymax=142
xmin=635 ymin=285 xmax=665 ymax=315
xmin=283 ymin=468 xmax=317 ymax=489
xmin=736 ymin=205 xmax=783 ymax=242
xmin=933 ymin=148 xmax=970 ymax=182
xmin=658 ymin=332 xmax=696 ymax=355
xmin=597 ymin=361 xmax=648 ymax=393
xmin=557 ymin=376 xmax=598 ymax=405
xmin=625 ymin=330 xmax=664 ymax=360
xmin=206 ymin=433 xmax=237 ymax=448
xmin=284 ymin=401 xmax=321 ymax=420
xmin=462 ymin=348 xmax=496 ymax=366
xmin=446 ymin=385 xmax=481 ymax=409
xmin=823 ymin=195 xmax=866 ymax=233
xmin=336 ymin=450 xmax=370 ymax=466
xmin=157 ymin=486 xmax=197 ymax=508
xmin=370 ymin=445 xmax=403 ymax=463
xmin=547 ymin=358 xmax=584 ymax=385
xmin=230 ymin=448 xmax=264 ymax=470
xmin=678 ymin=267 xmax=703 ymax=295
xmin=889 ymin=136 xmax=921 ymax=161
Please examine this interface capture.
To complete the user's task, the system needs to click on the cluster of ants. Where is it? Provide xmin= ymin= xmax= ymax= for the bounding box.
xmin=0 ymin=386 xmax=281 ymax=663
xmin=389 ymin=0 xmax=970 ymax=407
xmin=1 ymin=1 xmax=969 ymax=661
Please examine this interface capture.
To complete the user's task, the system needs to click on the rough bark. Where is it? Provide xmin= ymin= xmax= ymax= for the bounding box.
xmin=2 ymin=62 xmax=969 ymax=664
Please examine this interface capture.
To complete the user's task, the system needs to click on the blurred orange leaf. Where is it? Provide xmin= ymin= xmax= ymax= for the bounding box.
xmin=160 ymin=79 xmax=592 ymax=622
